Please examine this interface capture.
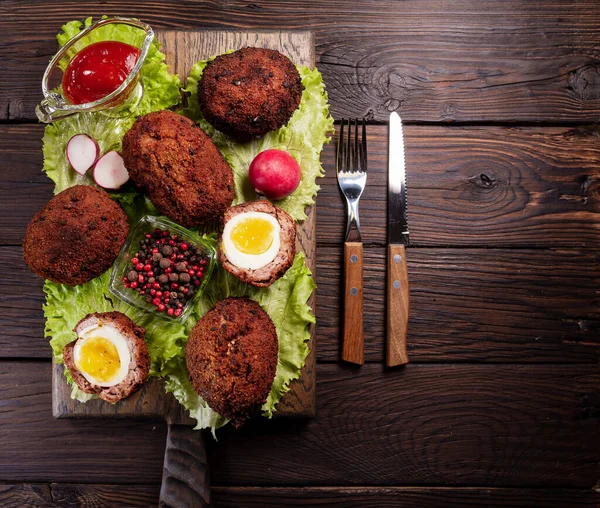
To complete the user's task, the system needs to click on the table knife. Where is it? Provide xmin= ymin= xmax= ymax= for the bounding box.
xmin=387 ymin=112 xmax=410 ymax=366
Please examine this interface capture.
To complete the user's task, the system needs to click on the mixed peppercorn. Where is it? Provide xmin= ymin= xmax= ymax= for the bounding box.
xmin=122 ymin=228 xmax=208 ymax=317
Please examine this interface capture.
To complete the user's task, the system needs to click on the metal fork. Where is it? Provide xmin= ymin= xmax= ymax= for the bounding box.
xmin=337 ymin=118 xmax=367 ymax=365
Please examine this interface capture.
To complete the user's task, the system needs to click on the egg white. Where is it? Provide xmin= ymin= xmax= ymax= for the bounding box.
xmin=222 ymin=211 xmax=281 ymax=270
xmin=73 ymin=323 xmax=131 ymax=387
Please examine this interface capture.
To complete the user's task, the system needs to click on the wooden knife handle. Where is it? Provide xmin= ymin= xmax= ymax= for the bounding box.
xmin=342 ymin=242 xmax=364 ymax=365
xmin=159 ymin=424 xmax=211 ymax=508
xmin=386 ymin=244 xmax=410 ymax=366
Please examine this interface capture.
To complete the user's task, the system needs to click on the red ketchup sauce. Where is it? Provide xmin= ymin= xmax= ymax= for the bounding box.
xmin=62 ymin=41 xmax=141 ymax=105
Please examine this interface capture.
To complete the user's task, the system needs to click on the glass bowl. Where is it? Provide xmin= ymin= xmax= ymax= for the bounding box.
xmin=109 ymin=216 xmax=216 ymax=322
xmin=36 ymin=17 xmax=154 ymax=123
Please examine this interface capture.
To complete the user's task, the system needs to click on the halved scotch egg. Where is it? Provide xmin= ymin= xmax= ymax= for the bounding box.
xmin=63 ymin=312 xmax=150 ymax=403
xmin=218 ymin=200 xmax=296 ymax=287
xmin=222 ymin=211 xmax=281 ymax=270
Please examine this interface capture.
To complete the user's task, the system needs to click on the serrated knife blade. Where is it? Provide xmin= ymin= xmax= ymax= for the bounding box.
xmin=387 ymin=112 xmax=410 ymax=367
xmin=388 ymin=112 xmax=409 ymax=245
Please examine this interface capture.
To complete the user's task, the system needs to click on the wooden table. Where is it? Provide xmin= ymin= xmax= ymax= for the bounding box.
xmin=1 ymin=2 xmax=599 ymax=507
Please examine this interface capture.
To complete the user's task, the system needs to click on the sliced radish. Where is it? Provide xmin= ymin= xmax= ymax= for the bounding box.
xmin=66 ymin=134 xmax=99 ymax=175
xmin=93 ymin=151 xmax=129 ymax=190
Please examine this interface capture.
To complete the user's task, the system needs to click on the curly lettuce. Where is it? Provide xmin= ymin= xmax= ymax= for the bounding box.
xmin=182 ymin=60 xmax=334 ymax=221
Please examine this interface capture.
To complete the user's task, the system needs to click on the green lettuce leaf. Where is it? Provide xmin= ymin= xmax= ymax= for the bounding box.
xmin=182 ymin=60 xmax=334 ymax=221
xmin=42 ymin=17 xmax=182 ymax=401
xmin=161 ymin=251 xmax=315 ymax=429
xmin=257 ymin=254 xmax=316 ymax=416
xmin=43 ymin=17 xmax=181 ymax=192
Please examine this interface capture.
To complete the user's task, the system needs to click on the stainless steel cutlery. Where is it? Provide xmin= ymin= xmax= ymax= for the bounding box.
xmin=337 ymin=118 xmax=367 ymax=365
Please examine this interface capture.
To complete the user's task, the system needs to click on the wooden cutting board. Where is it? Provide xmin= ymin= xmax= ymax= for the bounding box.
xmin=52 ymin=29 xmax=317 ymax=424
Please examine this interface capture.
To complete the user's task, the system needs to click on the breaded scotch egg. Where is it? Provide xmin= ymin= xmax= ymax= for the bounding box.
xmin=23 ymin=185 xmax=129 ymax=286
xmin=198 ymin=47 xmax=303 ymax=140
xmin=218 ymin=200 xmax=296 ymax=287
xmin=121 ymin=110 xmax=234 ymax=227
xmin=63 ymin=312 xmax=150 ymax=403
xmin=185 ymin=297 xmax=278 ymax=427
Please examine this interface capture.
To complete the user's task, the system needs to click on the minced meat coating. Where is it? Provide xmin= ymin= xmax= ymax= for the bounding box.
xmin=121 ymin=110 xmax=234 ymax=226
xmin=23 ymin=185 xmax=129 ymax=286
xmin=218 ymin=200 xmax=296 ymax=287
xmin=186 ymin=297 xmax=278 ymax=427
xmin=63 ymin=311 xmax=150 ymax=403
xmin=198 ymin=47 xmax=303 ymax=140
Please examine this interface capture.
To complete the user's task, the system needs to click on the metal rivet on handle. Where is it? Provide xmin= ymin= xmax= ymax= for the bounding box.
xmin=350 ymin=287 xmax=359 ymax=296
xmin=393 ymin=280 xmax=401 ymax=289
xmin=350 ymin=254 xmax=358 ymax=263
xmin=394 ymin=254 xmax=401 ymax=263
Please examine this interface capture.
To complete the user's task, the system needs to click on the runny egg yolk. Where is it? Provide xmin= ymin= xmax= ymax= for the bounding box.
xmin=75 ymin=337 xmax=121 ymax=384
xmin=230 ymin=217 xmax=275 ymax=255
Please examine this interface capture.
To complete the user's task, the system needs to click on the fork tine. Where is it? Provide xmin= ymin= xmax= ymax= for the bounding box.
xmin=337 ymin=118 xmax=345 ymax=173
xmin=353 ymin=118 xmax=359 ymax=172
xmin=361 ymin=117 xmax=367 ymax=172
xmin=345 ymin=118 xmax=351 ymax=172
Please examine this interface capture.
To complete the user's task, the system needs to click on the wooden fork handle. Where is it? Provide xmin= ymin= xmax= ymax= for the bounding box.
xmin=342 ymin=242 xmax=364 ymax=365
xmin=386 ymin=244 xmax=410 ymax=366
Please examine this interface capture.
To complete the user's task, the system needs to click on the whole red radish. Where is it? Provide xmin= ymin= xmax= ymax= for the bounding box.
xmin=249 ymin=149 xmax=301 ymax=200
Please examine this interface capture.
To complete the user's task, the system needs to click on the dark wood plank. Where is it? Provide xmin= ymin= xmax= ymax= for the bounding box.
xmin=0 ymin=484 xmax=158 ymax=507
xmin=317 ymin=246 xmax=600 ymax=363
xmin=206 ymin=363 xmax=600 ymax=488
xmin=2 ymin=361 xmax=598 ymax=487
xmin=5 ymin=246 xmax=598 ymax=363
xmin=2 ymin=484 xmax=600 ymax=508
xmin=49 ymin=484 xmax=158 ymax=507
xmin=0 ymin=485 xmax=52 ymax=508
xmin=211 ymin=487 xmax=600 ymax=507
xmin=317 ymin=125 xmax=600 ymax=248
xmin=0 ymin=247 xmax=47 ymax=357
xmin=0 ymin=125 xmax=52 ymax=245
xmin=3 ymin=125 xmax=599 ymax=248
xmin=0 ymin=361 xmax=167 ymax=483
xmin=2 ymin=1 xmax=600 ymax=122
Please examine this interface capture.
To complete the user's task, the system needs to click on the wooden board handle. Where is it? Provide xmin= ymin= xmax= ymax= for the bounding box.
xmin=342 ymin=242 xmax=364 ymax=365
xmin=159 ymin=424 xmax=210 ymax=508
xmin=387 ymin=244 xmax=410 ymax=366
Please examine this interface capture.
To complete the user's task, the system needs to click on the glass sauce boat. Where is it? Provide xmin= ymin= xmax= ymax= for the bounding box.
xmin=36 ymin=17 xmax=154 ymax=123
